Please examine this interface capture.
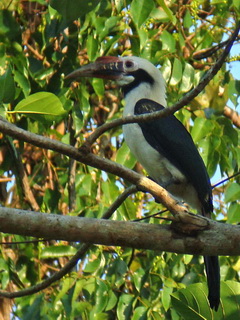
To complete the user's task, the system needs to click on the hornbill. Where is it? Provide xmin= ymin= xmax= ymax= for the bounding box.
xmin=66 ymin=56 xmax=220 ymax=310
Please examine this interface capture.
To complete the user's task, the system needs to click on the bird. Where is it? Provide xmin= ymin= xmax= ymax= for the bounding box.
xmin=66 ymin=56 xmax=220 ymax=310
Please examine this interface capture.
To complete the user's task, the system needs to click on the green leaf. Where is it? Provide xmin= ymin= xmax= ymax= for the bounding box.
xmin=105 ymin=291 xmax=118 ymax=311
xmin=161 ymin=58 xmax=172 ymax=82
xmin=132 ymin=306 xmax=148 ymax=320
xmin=84 ymin=251 xmax=105 ymax=274
xmin=11 ymin=92 xmax=66 ymax=118
xmin=171 ymin=295 xmax=206 ymax=320
xmin=191 ymin=118 xmax=213 ymax=143
xmin=233 ymin=0 xmax=240 ymax=10
xmin=227 ymin=203 xmax=240 ymax=224
xmin=55 ymin=277 xmax=76 ymax=304
xmin=94 ymin=280 xmax=109 ymax=313
xmin=23 ymin=295 xmax=43 ymax=320
xmin=0 ymin=9 xmax=21 ymax=40
xmin=92 ymin=78 xmax=105 ymax=97
xmin=170 ymin=58 xmax=182 ymax=86
xmin=13 ymin=69 xmax=30 ymax=97
xmin=0 ymin=67 xmax=15 ymax=103
xmin=130 ymin=0 xmax=155 ymax=28
xmin=133 ymin=268 xmax=147 ymax=292
xmin=118 ymin=197 xmax=137 ymax=220
xmin=40 ymin=245 xmax=77 ymax=259
xmin=183 ymin=9 xmax=193 ymax=29
xmin=180 ymin=62 xmax=195 ymax=93
xmin=117 ymin=294 xmax=134 ymax=320
xmin=173 ymin=281 xmax=240 ymax=318
xmin=171 ymin=284 xmax=209 ymax=320
xmin=199 ymin=137 xmax=211 ymax=167
xmin=116 ymin=142 xmax=137 ymax=169
xmin=225 ymin=183 xmax=240 ymax=203
xmin=99 ymin=16 xmax=120 ymax=41
xmin=138 ymin=29 xmax=148 ymax=51
xmin=50 ymin=0 xmax=99 ymax=21
xmin=101 ymin=180 xmax=120 ymax=206
xmin=156 ymin=0 xmax=177 ymax=25
xmin=86 ymin=34 xmax=99 ymax=61
xmin=162 ymin=286 xmax=173 ymax=311
xmin=160 ymin=30 xmax=176 ymax=53
xmin=220 ymin=281 xmax=240 ymax=318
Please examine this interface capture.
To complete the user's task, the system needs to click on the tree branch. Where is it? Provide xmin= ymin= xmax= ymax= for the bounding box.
xmin=0 ymin=117 xmax=190 ymax=218
xmin=223 ymin=105 xmax=240 ymax=128
xmin=84 ymin=22 xmax=240 ymax=146
xmin=0 ymin=207 xmax=239 ymax=256
xmin=0 ymin=186 xmax=137 ymax=299
xmin=0 ymin=22 xmax=238 ymax=301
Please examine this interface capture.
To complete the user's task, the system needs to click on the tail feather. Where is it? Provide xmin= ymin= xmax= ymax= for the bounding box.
xmin=204 ymin=255 xmax=220 ymax=311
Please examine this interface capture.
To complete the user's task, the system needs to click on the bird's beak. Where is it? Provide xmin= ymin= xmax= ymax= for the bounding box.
xmin=66 ymin=56 xmax=124 ymax=81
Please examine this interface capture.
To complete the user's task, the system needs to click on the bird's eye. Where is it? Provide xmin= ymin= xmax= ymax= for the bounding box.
xmin=124 ymin=60 xmax=135 ymax=70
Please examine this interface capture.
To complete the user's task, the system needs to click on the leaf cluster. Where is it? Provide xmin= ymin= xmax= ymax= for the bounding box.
xmin=0 ymin=0 xmax=239 ymax=319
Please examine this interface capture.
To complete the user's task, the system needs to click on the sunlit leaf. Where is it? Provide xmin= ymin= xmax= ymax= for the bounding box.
xmin=191 ymin=118 xmax=213 ymax=143
xmin=11 ymin=92 xmax=65 ymax=117
xmin=117 ymin=294 xmax=135 ymax=320
xmin=87 ymin=34 xmax=99 ymax=61
xmin=130 ymin=0 xmax=155 ymax=27
xmin=170 ymin=58 xmax=182 ymax=86
xmin=227 ymin=203 xmax=240 ymax=224
xmin=225 ymin=183 xmax=240 ymax=203
xmin=180 ymin=62 xmax=195 ymax=93
xmin=171 ymin=284 xmax=210 ymax=320
xmin=93 ymin=280 xmax=109 ymax=314
xmin=161 ymin=30 xmax=176 ymax=53
xmin=132 ymin=306 xmax=148 ymax=319
xmin=41 ymin=245 xmax=77 ymax=259
xmin=156 ymin=0 xmax=177 ymax=25
xmin=0 ymin=67 xmax=15 ymax=103
xmin=116 ymin=142 xmax=137 ymax=169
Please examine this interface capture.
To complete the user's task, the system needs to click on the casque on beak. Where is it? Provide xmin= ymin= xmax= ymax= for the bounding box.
xmin=66 ymin=56 xmax=124 ymax=81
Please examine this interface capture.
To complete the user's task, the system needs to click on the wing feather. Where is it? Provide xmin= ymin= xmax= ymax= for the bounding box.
xmin=134 ymin=98 xmax=213 ymax=214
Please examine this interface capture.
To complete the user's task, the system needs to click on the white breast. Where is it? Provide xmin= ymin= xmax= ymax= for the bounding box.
xmin=121 ymin=76 xmax=201 ymax=212
xmin=123 ymin=122 xmax=201 ymax=211
xmin=123 ymin=122 xmax=185 ymax=185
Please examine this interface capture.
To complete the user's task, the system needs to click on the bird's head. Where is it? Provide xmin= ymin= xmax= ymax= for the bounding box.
xmin=66 ymin=56 xmax=166 ymax=98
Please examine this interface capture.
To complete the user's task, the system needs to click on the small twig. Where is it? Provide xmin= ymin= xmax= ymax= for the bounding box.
xmin=68 ymin=115 xmax=77 ymax=212
xmin=6 ymin=138 xmax=40 ymax=211
xmin=133 ymin=209 xmax=169 ymax=222
xmin=84 ymin=22 xmax=240 ymax=146
xmin=192 ymin=35 xmax=240 ymax=60
xmin=102 ymin=185 xmax=138 ymax=219
xmin=212 ymin=172 xmax=240 ymax=189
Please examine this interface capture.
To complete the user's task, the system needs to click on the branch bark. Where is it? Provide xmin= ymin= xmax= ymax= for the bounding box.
xmin=0 ymin=206 xmax=239 ymax=256
xmin=0 ymin=186 xmax=138 ymax=299
xmin=223 ymin=105 xmax=240 ymax=128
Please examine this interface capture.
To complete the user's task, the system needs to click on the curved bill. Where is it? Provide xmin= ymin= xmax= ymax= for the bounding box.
xmin=65 ymin=56 xmax=124 ymax=81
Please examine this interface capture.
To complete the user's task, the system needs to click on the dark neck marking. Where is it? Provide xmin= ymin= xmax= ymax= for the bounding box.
xmin=122 ymin=69 xmax=154 ymax=96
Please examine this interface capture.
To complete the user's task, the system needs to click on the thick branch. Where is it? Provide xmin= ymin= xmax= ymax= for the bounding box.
xmin=0 ymin=186 xmax=138 ymax=299
xmin=0 ymin=207 xmax=239 ymax=256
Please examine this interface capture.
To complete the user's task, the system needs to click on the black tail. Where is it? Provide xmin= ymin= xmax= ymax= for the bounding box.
xmin=204 ymin=255 xmax=220 ymax=311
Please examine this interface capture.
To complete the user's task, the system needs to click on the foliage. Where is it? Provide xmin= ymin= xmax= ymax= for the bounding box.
xmin=0 ymin=0 xmax=239 ymax=319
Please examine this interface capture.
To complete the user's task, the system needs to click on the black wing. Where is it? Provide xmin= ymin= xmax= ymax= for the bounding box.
xmin=134 ymin=98 xmax=213 ymax=214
